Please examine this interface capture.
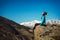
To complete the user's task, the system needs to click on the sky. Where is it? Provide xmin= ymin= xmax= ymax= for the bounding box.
xmin=0 ymin=0 xmax=60 ymax=23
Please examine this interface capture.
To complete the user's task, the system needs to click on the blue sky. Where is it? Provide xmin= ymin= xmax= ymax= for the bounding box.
xmin=0 ymin=0 xmax=60 ymax=23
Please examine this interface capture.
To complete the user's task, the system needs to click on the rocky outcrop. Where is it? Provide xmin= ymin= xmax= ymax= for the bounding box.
xmin=34 ymin=24 xmax=60 ymax=40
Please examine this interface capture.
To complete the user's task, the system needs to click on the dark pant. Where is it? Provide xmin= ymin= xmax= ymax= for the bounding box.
xmin=33 ymin=23 xmax=46 ymax=30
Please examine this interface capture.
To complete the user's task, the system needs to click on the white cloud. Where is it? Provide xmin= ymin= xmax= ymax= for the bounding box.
xmin=20 ymin=19 xmax=60 ymax=29
xmin=20 ymin=20 xmax=40 ymax=29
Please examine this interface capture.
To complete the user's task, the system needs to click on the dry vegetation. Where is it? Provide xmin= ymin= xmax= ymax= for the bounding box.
xmin=0 ymin=16 xmax=33 ymax=40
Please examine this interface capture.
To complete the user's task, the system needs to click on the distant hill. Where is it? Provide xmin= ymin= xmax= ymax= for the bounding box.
xmin=47 ymin=19 xmax=60 ymax=24
xmin=0 ymin=16 xmax=33 ymax=40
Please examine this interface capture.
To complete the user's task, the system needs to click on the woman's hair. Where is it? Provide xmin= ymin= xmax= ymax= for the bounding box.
xmin=42 ymin=12 xmax=47 ymax=15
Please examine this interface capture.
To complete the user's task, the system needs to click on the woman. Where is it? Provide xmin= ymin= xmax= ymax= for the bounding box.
xmin=33 ymin=12 xmax=47 ymax=30
xmin=40 ymin=12 xmax=47 ymax=26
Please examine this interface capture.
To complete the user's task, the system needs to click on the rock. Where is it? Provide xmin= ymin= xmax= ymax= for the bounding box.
xmin=34 ymin=24 xmax=60 ymax=40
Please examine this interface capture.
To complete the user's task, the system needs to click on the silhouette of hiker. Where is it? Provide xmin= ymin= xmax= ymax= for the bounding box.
xmin=33 ymin=12 xmax=47 ymax=30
